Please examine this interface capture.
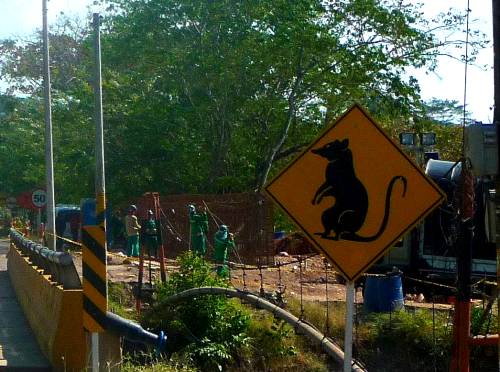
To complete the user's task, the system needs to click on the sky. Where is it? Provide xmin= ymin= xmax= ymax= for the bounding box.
xmin=0 ymin=0 xmax=494 ymax=123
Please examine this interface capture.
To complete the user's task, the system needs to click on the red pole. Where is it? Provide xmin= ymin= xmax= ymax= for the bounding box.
xmin=153 ymin=193 xmax=167 ymax=282
xmin=136 ymin=243 xmax=145 ymax=314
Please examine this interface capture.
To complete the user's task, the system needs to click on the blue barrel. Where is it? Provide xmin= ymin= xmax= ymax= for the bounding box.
xmin=363 ymin=274 xmax=404 ymax=312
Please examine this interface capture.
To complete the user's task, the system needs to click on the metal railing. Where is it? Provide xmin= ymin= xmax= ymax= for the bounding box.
xmin=10 ymin=229 xmax=81 ymax=289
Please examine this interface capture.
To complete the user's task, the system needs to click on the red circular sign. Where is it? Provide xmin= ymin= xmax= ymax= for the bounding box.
xmin=31 ymin=189 xmax=47 ymax=209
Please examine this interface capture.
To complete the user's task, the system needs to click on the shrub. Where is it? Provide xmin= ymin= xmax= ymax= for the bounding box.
xmin=470 ymin=304 xmax=498 ymax=335
xmin=108 ymin=281 xmax=138 ymax=320
xmin=358 ymin=309 xmax=453 ymax=371
xmin=143 ymin=252 xmax=251 ymax=371
xmin=231 ymin=311 xmax=331 ymax=372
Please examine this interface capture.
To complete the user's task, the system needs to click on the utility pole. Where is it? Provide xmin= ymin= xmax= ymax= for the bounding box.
xmin=450 ymin=2 xmax=475 ymax=370
xmin=492 ymin=1 xmax=500 ymax=370
xmin=87 ymin=12 xmax=108 ymax=372
xmin=94 ymin=12 xmax=106 ymax=204
xmin=42 ymin=0 xmax=56 ymax=250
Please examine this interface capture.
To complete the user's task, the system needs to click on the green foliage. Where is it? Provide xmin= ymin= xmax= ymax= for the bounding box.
xmin=0 ymin=207 xmax=10 ymax=236
xmin=470 ymin=304 xmax=498 ymax=336
xmin=0 ymin=1 xmax=486 ymax=201
xmin=233 ymin=311 xmax=330 ymax=372
xmin=359 ymin=310 xmax=452 ymax=371
xmin=108 ymin=281 xmax=138 ymax=320
xmin=287 ymin=298 xmax=346 ymax=341
xmin=141 ymin=253 xmax=331 ymax=371
xmin=144 ymin=252 xmax=251 ymax=371
xmin=121 ymin=352 xmax=197 ymax=372
xmin=272 ymin=208 xmax=296 ymax=233
xmin=248 ymin=318 xmax=297 ymax=358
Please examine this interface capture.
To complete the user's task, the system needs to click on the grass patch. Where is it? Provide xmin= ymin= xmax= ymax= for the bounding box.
xmin=230 ymin=310 xmax=333 ymax=372
xmin=285 ymin=297 xmax=456 ymax=371
xmin=287 ymin=297 xmax=346 ymax=342
xmin=108 ymin=281 xmax=138 ymax=320
xmin=357 ymin=309 xmax=452 ymax=371
xmin=122 ymin=357 xmax=196 ymax=372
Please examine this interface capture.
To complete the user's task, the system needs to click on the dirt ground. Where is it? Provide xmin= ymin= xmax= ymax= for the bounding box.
xmin=72 ymin=249 xmax=450 ymax=309
xmin=73 ymin=250 xmax=360 ymax=302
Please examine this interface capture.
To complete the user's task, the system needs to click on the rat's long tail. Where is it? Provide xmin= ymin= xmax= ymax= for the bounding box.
xmin=341 ymin=176 xmax=407 ymax=242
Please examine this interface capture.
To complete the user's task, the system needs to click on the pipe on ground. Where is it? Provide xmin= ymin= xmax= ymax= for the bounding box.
xmin=106 ymin=312 xmax=167 ymax=353
xmin=159 ymin=286 xmax=366 ymax=372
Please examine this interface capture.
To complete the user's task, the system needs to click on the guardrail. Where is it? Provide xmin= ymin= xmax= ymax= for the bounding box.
xmin=9 ymin=228 xmax=166 ymax=367
xmin=9 ymin=229 xmax=81 ymax=289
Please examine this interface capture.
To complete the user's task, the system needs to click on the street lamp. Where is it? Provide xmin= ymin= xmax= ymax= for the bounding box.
xmin=399 ymin=132 xmax=437 ymax=167
xmin=421 ymin=132 xmax=437 ymax=147
xmin=399 ymin=132 xmax=436 ymax=147
xmin=399 ymin=132 xmax=417 ymax=147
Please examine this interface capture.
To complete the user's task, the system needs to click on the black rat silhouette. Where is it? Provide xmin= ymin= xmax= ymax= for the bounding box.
xmin=311 ymin=138 xmax=407 ymax=242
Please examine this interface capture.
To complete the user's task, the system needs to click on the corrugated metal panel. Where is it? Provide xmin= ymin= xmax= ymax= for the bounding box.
xmin=138 ymin=193 xmax=274 ymax=265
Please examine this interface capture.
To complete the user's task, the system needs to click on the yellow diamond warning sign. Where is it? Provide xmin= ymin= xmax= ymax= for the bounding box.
xmin=265 ymin=104 xmax=445 ymax=281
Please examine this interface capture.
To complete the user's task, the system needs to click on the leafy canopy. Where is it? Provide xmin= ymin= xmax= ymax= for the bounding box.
xmin=0 ymin=0 xmax=484 ymax=202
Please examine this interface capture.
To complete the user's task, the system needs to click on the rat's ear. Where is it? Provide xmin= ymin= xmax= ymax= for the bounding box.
xmin=341 ymin=138 xmax=349 ymax=148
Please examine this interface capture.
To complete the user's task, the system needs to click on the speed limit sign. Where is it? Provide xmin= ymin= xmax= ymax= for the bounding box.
xmin=31 ymin=189 xmax=47 ymax=209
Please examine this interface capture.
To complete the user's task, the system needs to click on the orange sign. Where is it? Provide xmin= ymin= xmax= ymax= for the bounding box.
xmin=265 ymin=104 xmax=445 ymax=281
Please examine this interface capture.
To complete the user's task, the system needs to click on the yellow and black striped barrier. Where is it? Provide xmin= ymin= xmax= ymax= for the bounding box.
xmin=82 ymin=225 xmax=107 ymax=332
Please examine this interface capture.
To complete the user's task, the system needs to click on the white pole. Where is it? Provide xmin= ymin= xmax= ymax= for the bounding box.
xmin=42 ymin=0 xmax=56 ymax=250
xmin=92 ymin=13 xmax=105 ymax=370
xmin=93 ymin=12 xmax=105 ymax=196
xmin=91 ymin=332 xmax=99 ymax=371
xmin=344 ymin=281 xmax=355 ymax=372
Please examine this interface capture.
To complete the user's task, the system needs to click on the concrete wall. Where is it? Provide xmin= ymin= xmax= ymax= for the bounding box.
xmin=7 ymin=243 xmax=86 ymax=371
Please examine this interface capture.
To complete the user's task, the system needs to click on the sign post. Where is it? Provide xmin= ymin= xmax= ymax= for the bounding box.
xmin=265 ymin=104 xmax=445 ymax=368
xmin=344 ymin=281 xmax=355 ymax=372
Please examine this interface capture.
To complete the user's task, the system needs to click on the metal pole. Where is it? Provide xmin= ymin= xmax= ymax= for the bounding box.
xmin=493 ymin=0 xmax=500 ymax=125
xmin=91 ymin=332 xmax=99 ymax=371
xmin=92 ymin=12 xmax=106 ymax=371
xmin=344 ymin=281 xmax=355 ymax=372
xmin=492 ymin=1 xmax=500 ymax=369
xmin=93 ymin=13 xmax=105 ymax=197
xmin=42 ymin=0 xmax=56 ymax=250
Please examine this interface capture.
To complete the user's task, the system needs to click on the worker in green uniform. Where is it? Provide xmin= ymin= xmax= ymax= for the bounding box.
xmin=188 ymin=204 xmax=209 ymax=256
xmin=144 ymin=210 xmax=159 ymax=258
xmin=214 ymin=224 xmax=235 ymax=277
xmin=125 ymin=205 xmax=141 ymax=257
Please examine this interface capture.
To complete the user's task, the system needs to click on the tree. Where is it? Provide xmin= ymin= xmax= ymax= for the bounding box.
xmin=0 ymin=1 xmax=487 ymax=203
xmin=102 ymin=0 xmax=484 ymax=191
